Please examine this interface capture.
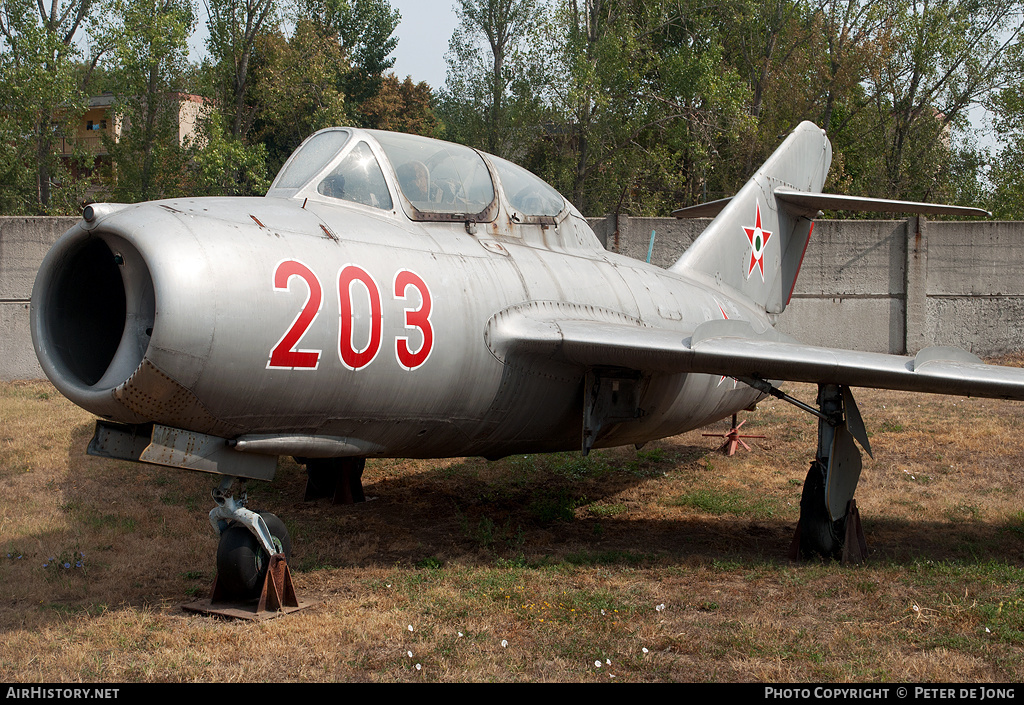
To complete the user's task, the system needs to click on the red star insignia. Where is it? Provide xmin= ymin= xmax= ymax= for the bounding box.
xmin=743 ymin=202 xmax=772 ymax=281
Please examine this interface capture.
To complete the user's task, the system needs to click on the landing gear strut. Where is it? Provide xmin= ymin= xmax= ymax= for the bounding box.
xmin=792 ymin=384 xmax=870 ymax=562
xmin=741 ymin=379 xmax=871 ymax=563
xmin=184 ymin=477 xmax=307 ymax=619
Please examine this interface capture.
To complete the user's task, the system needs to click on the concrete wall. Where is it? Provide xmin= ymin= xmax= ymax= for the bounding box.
xmin=3 ymin=214 xmax=1023 ymax=380
xmin=0 ymin=218 xmax=77 ymax=379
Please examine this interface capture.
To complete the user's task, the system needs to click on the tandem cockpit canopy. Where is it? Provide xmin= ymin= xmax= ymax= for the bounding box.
xmin=266 ymin=127 xmax=567 ymax=223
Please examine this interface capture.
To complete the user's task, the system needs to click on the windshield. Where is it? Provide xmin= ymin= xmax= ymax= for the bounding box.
xmin=316 ymin=141 xmax=393 ymax=210
xmin=273 ymin=130 xmax=351 ymax=189
xmin=369 ymin=130 xmax=494 ymax=217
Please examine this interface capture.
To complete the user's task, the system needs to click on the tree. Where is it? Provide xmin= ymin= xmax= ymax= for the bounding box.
xmin=204 ymin=0 xmax=279 ymax=139
xmin=100 ymin=0 xmax=197 ymax=202
xmin=0 ymin=0 xmax=100 ymax=213
xmin=439 ymin=0 xmax=547 ymax=156
xmin=245 ymin=19 xmax=351 ymax=172
xmin=857 ymin=0 xmax=1024 ymax=201
xmin=185 ymin=110 xmax=271 ymax=195
xmin=525 ymin=0 xmax=750 ymax=215
xmin=987 ymin=50 xmax=1024 ymax=218
xmin=202 ymin=0 xmax=401 ymax=177
xmin=359 ymin=74 xmax=442 ymax=136
xmin=298 ymin=0 xmax=400 ymax=105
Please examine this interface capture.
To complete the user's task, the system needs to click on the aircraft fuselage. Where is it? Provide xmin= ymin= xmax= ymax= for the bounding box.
xmin=33 ymin=194 xmax=765 ymax=460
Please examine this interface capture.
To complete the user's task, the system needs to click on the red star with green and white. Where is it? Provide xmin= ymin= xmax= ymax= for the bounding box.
xmin=743 ymin=201 xmax=772 ymax=281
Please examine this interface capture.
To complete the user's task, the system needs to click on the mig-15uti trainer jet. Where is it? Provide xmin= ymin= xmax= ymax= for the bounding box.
xmin=30 ymin=122 xmax=1024 ymax=606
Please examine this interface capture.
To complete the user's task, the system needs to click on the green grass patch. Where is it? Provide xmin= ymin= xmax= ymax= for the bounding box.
xmin=668 ymin=487 xmax=780 ymax=518
xmin=588 ymin=503 xmax=627 ymax=517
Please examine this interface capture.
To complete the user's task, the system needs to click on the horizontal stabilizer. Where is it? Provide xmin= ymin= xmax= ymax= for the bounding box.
xmin=773 ymin=188 xmax=991 ymax=218
xmin=672 ymin=190 xmax=990 ymax=220
xmin=671 ymin=197 xmax=732 ymax=219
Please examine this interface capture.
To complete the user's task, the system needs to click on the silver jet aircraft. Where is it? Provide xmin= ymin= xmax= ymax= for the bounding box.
xmin=30 ymin=122 xmax=1024 ymax=604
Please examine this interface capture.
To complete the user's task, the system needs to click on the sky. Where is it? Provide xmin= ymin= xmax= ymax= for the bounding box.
xmin=187 ymin=1 xmax=460 ymax=91
xmin=388 ymin=1 xmax=459 ymax=90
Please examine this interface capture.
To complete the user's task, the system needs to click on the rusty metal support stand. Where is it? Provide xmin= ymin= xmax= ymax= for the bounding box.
xmin=789 ymin=498 xmax=867 ymax=564
xmin=186 ymin=554 xmax=309 ymax=620
xmin=702 ymin=414 xmax=766 ymax=456
xmin=255 ymin=554 xmax=300 ymax=612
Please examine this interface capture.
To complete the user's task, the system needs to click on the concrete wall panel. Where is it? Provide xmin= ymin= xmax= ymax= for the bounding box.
xmin=776 ymin=296 xmax=905 ymax=353
xmin=0 ymin=217 xmax=74 ymax=380
xmin=925 ymin=296 xmax=1024 ymax=356
xmin=793 ymin=220 xmax=906 ymax=296
xmin=927 ymin=221 xmax=1024 ymax=296
xmin=1 ymin=301 xmax=42 ymax=379
xmin=0 ymin=217 xmax=75 ymax=299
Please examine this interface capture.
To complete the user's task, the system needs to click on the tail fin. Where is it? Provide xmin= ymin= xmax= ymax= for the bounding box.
xmin=670 ymin=121 xmax=832 ymax=317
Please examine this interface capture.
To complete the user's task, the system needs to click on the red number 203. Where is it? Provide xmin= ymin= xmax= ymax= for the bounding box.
xmin=269 ymin=260 xmax=433 ymax=372
xmin=394 ymin=269 xmax=433 ymax=370
xmin=267 ymin=260 xmax=323 ymax=370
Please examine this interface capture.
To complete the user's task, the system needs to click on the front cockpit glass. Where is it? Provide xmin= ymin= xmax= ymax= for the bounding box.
xmin=369 ymin=130 xmax=494 ymax=215
xmin=316 ymin=141 xmax=393 ymax=210
xmin=274 ymin=130 xmax=351 ymax=189
xmin=490 ymin=155 xmax=565 ymax=217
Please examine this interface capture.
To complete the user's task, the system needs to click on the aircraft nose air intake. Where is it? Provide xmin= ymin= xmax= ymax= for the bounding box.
xmin=32 ymin=228 xmax=158 ymax=421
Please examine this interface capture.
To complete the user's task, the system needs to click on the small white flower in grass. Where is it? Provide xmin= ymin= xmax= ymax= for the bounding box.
xmin=642 ymin=648 xmax=649 ymax=654
xmin=601 ymin=609 xmax=606 ymax=615
xmin=986 ymin=627 xmax=991 ymax=633
xmin=655 ymin=603 xmax=665 ymax=612
xmin=415 ymin=664 xmax=422 ymax=671
xmin=913 ymin=604 xmax=920 ymax=612
xmin=408 ymin=624 xmax=414 ymax=632
xmin=595 ymin=661 xmax=602 ymax=668
xmin=458 ymin=632 xmax=463 ymax=638
xmin=606 ymin=659 xmax=611 ymax=665
xmin=407 ymin=650 xmax=413 ymax=658
xmin=501 ymin=639 xmax=508 ymax=648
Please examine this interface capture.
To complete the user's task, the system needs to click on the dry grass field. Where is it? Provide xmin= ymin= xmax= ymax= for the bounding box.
xmin=1 ymin=369 xmax=1024 ymax=683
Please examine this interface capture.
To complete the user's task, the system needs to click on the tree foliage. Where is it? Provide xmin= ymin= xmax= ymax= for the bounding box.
xmin=99 ymin=0 xmax=197 ymax=202
xmin=0 ymin=0 xmax=97 ymax=213
xmin=438 ymin=0 xmax=548 ymax=155
xmin=435 ymin=0 xmax=1024 ymax=216
xmin=4 ymin=0 xmax=1024 ymax=216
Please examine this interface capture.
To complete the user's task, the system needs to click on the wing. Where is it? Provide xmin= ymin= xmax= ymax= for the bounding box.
xmin=487 ymin=313 xmax=1024 ymax=401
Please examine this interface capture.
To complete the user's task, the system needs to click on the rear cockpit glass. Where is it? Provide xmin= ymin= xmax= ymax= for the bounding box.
xmin=274 ymin=130 xmax=351 ymax=189
xmin=369 ymin=130 xmax=494 ymax=216
xmin=317 ymin=141 xmax=393 ymax=210
xmin=490 ymin=155 xmax=565 ymax=217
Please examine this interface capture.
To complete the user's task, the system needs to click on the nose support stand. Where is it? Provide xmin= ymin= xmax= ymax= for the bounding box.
xmin=183 ymin=477 xmax=306 ymax=620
